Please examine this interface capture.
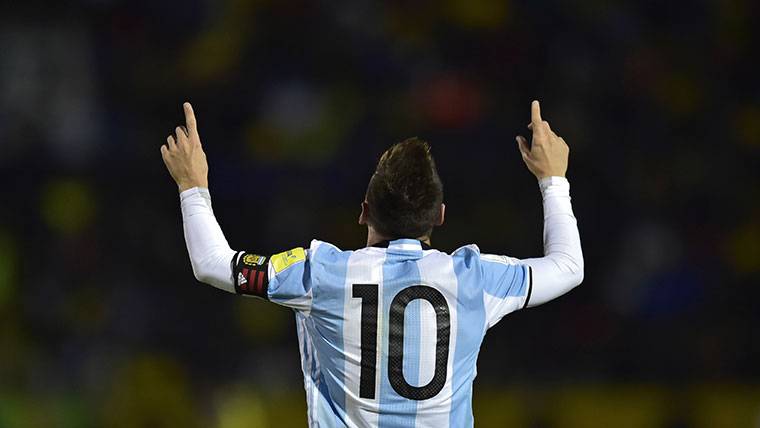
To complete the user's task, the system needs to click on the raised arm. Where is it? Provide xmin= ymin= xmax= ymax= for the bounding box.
xmin=515 ymin=101 xmax=584 ymax=307
xmin=161 ymin=102 xmax=236 ymax=292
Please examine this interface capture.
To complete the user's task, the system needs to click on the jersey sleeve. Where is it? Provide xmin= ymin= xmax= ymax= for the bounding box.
xmin=480 ymin=254 xmax=532 ymax=328
xmin=232 ymin=247 xmax=312 ymax=312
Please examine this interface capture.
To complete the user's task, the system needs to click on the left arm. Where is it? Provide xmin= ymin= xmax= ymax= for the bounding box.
xmin=517 ymin=175 xmax=583 ymax=307
xmin=481 ymin=101 xmax=583 ymax=326
xmin=516 ymin=100 xmax=583 ymax=307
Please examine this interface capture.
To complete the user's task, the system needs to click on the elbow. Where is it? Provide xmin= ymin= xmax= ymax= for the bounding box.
xmin=571 ymin=267 xmax=584 ymax=288
xmin=573 ymin=254 xmax=584 ymax=288
xmin=191 ymin=264 xmax=212 ymax=284
xmin=547 ymin=251 xmax=584 ymax=288
xmin=190 ymin=256 xmax=216 ymax=284
xmin=554 ymin=266 xmax=583 ymax=293
xmin=570 ymin=256 xmax=584 ymax=288
xmin=189 ymin=249 xmax=236 ymax=290
xmin=558 ymin=254 xmax=584 ymax=290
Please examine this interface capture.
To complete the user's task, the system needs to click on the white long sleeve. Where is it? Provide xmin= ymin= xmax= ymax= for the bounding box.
xmin=180 ymin=187 xmax=236 ymax=293
xmin=520 ymin=176 xmax=584 ymax=307
xmin=178 ymin=179 xmax=583 ymax=305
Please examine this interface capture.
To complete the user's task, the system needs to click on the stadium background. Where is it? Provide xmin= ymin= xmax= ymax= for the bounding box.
xmin=1 ymin=0 xmax=759 ymax=426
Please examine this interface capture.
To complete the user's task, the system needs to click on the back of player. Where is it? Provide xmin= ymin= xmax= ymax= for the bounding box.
xmin=162 ymin=100 xmax=583 ymax=428
xmin=282 ymin=238 xmax=529 ymax=427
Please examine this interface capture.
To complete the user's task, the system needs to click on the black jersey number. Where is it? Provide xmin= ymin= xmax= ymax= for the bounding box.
xmin=352 ymin=284 xmax=451 ymax=401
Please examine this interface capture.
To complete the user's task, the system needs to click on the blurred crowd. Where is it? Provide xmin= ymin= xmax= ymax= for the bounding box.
xmin=0 ymin=0 xmax=758 ymax=426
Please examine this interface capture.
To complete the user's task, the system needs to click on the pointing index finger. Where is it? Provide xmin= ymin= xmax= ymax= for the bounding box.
xmin=531 ymin=100 xmax=542 ymax=126
xmin=183 ymin=102 xmax=197 ymax=132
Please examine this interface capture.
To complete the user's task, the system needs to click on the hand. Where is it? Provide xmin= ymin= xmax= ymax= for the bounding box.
xmin=516 ymin=100 xmax=569 ymax=179
xmin=160 ymin=102 xmax=209 ymax=192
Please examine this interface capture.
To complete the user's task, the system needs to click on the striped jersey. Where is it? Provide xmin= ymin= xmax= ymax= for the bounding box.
xmin=232 ymin=238 xmax=532 ymax=428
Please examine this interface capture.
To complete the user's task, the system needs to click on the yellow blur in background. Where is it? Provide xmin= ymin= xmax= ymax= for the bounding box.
xmin=2 ymin=369 xmax=759 ymax=428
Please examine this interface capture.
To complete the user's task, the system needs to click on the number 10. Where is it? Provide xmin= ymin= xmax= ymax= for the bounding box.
xmin=352 ymin=284 xmax=451 ymax=401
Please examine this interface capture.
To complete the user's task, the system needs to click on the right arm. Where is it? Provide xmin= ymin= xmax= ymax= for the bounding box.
xmin=179 ymin=185 xmax=310 ymax=309
xmin=160 ymin=102 xmax=238 ymax=292
xmin=180 ymin=186 xmax=237 ymax=292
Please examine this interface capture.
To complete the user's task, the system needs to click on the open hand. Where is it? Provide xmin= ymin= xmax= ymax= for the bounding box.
xmin=161 ymin=102 xmax=209 ymax=192
xmin=516 ymin=100 xmax=569 ymax=179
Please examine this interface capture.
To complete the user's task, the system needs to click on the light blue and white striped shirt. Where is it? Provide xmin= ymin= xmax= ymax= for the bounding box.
xmin=264 ymin=238 xmax=531 ymax=428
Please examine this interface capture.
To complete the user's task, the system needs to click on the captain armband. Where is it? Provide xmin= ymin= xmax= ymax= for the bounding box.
xmin=232 ymin=252 xmax=270 ymax=299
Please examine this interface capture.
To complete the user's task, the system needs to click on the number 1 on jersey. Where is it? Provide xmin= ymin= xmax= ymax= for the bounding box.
xmin=352 ymin=284 xmax=379 ymax=399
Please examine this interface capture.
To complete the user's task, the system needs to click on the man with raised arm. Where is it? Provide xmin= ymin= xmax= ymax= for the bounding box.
xmin=161 ymin=100 xmax=583 ymax=427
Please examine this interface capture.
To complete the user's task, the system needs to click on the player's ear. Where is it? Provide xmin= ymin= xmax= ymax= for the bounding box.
xmin=359 ymin=201 xmax=369 ymax=225
xmin=436 ymin=203 xmax=445 ymax=226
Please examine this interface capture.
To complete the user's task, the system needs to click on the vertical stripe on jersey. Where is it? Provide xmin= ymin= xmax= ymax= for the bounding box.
xmin=448 ymin=247 xmax=486 ymax=427
xmin=342 ymin=248 xmax=387 ymax=427
xmin=305 ymin=241 xmax=352 ymax=427
xmin=415 ymin=251 xmax=459 ymax=428
xmin=297 ymin=300 xmax=344 ymax=428
xmin=377 ymin=240 xmax=423 ymax=427
xmin=295 ymin=311 xmax=318 ymax=427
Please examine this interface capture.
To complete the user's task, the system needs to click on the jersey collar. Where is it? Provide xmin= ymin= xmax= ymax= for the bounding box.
xmin=370 ymin=238 xmax=432 ymax=251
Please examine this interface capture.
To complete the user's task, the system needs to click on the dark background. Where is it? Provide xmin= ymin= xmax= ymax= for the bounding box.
xmin=1 ymin=0 xmax=758 ymax=426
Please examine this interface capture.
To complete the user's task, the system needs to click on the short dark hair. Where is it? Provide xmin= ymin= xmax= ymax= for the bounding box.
xmin=365 ymin=137 xmax=444 ymax=239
